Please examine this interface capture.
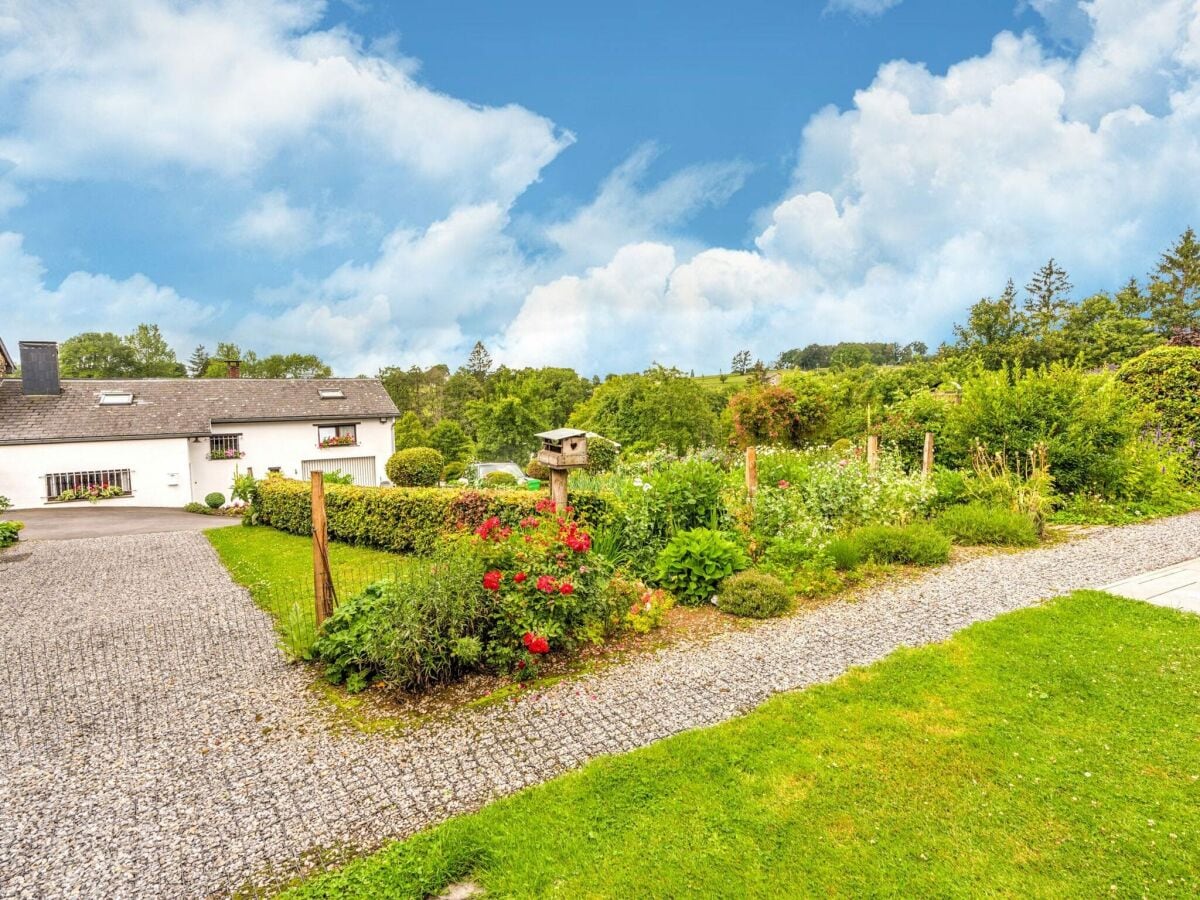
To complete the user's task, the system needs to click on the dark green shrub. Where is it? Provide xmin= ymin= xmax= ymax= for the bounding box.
xmin=205 ymin=492 xmax=225 ymax=509
xmin=183 ymin=501 xmax=211 ymax=515
xmin=386 ymin=447 xmax=444 ymax=487
xmin=313 ymin=539 xmax=491 ymax=691
xmin=655 ymin=528 xmax=749 ymax=605
xmin=848 ymin=523 xmax=950 ymax=566
xmin=1119 ymin=346 xmax=1200 ymax=481
xmin=443 ymin=461 xmax=467 ymax=482
xmin=936 ymin=502 xmax=1039 ymax=546
xmin=648 ymin=458 xmax=727 ymax=535
xmin=484 ymin=471 xmax=518 ymax=487
xmin=717 ymin=570 xmax=791 ymax=618
xmin=584 ymin=436 xmax=620 ymax=473
xmin=525 ymin=458 xmax=551 ymax=480
xmin=825 ymin=537 xmax=863 ymax=571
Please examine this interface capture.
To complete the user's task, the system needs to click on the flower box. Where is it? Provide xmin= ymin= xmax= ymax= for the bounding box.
xmin=206 ymin=450 xmax=246 ymax=460
xmin=318 ymin=436 xmax=358 ymax=448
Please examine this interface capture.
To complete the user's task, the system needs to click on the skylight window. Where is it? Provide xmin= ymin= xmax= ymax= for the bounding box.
xmin=98 ymin=391 xmax=134 ymax=406
xmin=318 ymin=389 xmax=345 ymax=400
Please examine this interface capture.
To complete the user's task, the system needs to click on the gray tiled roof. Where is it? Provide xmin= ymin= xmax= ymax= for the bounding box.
xmin=0 ymin=338 xmax=13 ymax=374
xmin=0 ymin=378 xmax=399 ymax=445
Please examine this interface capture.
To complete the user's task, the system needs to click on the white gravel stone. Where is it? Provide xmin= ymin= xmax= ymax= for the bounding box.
xmin=2 ymin=514 xmax=1200 ymax=898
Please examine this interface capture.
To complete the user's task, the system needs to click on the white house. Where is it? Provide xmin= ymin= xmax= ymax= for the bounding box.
xmin=0 ymin=341 xmax=398 ymax=509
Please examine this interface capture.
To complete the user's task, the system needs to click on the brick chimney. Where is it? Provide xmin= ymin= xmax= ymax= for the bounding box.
xmin=225 ymin=358 xmax=241 ymax=379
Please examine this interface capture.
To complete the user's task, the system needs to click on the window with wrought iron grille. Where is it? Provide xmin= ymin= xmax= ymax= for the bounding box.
xmin=207 ymin=434 xmax=243 ymax=460
xmin=317 ymin=423 xmax=357 ymax=447
xmin=46 ymin=469 xmax=132 ymax=501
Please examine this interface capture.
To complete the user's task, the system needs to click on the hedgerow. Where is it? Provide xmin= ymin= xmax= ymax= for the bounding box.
xmin=257 ymin=477 xmax=616 ymax=554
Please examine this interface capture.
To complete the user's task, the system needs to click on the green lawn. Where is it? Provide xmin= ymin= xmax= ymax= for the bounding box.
xmin=691 ymin=371 xmax=760 ymax=393
xmin=208 ymin=525 xmax=413 ymax=657
xmin=282 ymin=591 xmax=1200 ymax=898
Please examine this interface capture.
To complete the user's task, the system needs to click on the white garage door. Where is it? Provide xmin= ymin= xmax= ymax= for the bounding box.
xmin=301 ymin=456 xmax=377 ymax=486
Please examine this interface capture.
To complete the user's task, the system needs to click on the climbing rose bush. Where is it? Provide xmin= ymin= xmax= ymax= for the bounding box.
xmin=475 ymin=499 xmax=620 ymax=675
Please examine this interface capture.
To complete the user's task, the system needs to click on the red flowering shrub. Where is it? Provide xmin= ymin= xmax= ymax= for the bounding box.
xmin=474 ymin=504 xmax=621 ymax=676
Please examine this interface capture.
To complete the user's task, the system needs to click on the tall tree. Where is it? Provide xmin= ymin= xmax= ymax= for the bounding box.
xmin=58 ymin=332 xmax=138 ymax=378
xmin=187 ymin=344 xmax=210 ymax=378
xmin=253 ymin=353 xmax=331 ymax=378
xmin=1148 ymin=226 xmax=1200 ymax=336
xmin=465 ymin=341 xmax=493 ymax=380
xmin=427 ymin=419 xmax=473 ymax=463
xmin=730 ymin=349 xmax=752 ymax=375
xmin=1024 ymin=258 xmax=1073 ymax=334
xmin=125 ymin=323 xmax=183 ymax=377
xmin=393 ymin=412 xmax=428 ymax=450
xmin=951 ymin=280 xmax=1027 ymax=369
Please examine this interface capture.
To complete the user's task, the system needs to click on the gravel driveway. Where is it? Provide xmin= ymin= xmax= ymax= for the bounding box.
xmin=3 ymin=514 xmax=1200 ymax=898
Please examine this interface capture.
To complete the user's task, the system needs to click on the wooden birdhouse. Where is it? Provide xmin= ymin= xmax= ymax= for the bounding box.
xmin=536 ymin=428 xmax=589 ymax=469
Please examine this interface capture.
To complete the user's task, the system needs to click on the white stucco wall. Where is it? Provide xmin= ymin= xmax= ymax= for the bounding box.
xmin=0 ymin=437 xmax=192 ymax=509
xmin=188 ymin=417 xmax=395 ymax=503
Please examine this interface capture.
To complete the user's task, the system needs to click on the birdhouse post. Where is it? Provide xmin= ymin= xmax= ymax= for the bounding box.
xmin=535 ymin=428 xmax=589 ymax=511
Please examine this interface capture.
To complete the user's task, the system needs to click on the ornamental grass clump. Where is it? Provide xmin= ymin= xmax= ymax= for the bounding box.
xmin=717 ymin=570 xmax=792 ymax=619
xmin=936 ymin=501 xmax=1039 ymax=547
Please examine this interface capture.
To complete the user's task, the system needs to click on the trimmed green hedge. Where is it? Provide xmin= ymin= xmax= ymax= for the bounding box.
xmin=258 ymin=477 xmax=615 ymax=554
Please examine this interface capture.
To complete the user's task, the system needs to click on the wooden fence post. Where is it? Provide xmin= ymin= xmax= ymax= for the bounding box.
xmin=745 ymin=446 xmax=758 ymax=500
xmin=549 ymin=467 xmax=569 ymax=512
xmin=922 ymin=431 xmax=935 ymax=478
xmin=866 ymin=435 xmax=879 ymax=472
xmin=311 ymin=470 xmax=336 ymax=627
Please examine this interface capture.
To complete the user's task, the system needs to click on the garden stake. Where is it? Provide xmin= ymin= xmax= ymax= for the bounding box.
xmin=867 ymin=434 xmax=880 ymax=472
xmin=745 ymin=446 xmax=757 ymax=501
xmin=310 ymin=471 xmax=336 ymax=626
xmin=922 ymin=431 xmax=935 ymax=478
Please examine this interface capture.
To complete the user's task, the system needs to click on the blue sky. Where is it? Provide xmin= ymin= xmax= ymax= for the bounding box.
xmin=1 ymin=0 xmax=1197 ymax=375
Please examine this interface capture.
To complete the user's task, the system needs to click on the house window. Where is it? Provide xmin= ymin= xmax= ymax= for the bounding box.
xmin=318 ymin=389 xmax=345 ymax=399
xmin=207 ymin=434 xmax=243 ymax=460
xmin=317 ymin=423 xmax=357 ymax=447
xmin=46 ymin=468 xmax=132 ymax=501
xmin=98 ymin=391 xmax=134 ymax=406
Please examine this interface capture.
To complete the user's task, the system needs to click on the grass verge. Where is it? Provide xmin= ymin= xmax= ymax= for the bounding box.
xmin=280 ymin=591 xmax=1200 ymax=898
xmin=207 ymin=524 xmax=414 ymax=658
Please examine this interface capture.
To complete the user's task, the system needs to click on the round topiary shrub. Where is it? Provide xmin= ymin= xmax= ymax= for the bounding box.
xmin=484 ymin=471 xmax=518 ymax=487
xmin=442 ymin=461 xmax=467 ymax=482
xmin=584 ymin=435 xmax=620 ymax=473
xmin=386 ymin=447 xmax=445 ymax=486
xmin=525 ymin=457 xmax=551 ymax=480
xmin=717 ymin=570 xmax=792 ymax=618
xmin=204 ymin=492 xmax=225 ymax=509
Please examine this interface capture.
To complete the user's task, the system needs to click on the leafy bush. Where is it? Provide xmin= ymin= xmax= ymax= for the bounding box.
xmin=847 ymin=523 xmax=950 ymax=566
xmin=648 ymin=458 xmax=728 ymax=534
xmin=230 ymin=469 xmax=259 ymax=506
xmin=313 ymin=538 xmax=492 ymax=692
xmin=205 ymin=492 xmax=225 ymax=509
xmin=935 ymin=502 xmax=1039 ymax=547
xmin=442 ymin=461 xmax=467 ymax=482
xmin=0 ymin=495 xmax=10 ymax=512
xmin=0 ymin=520 xmax=23 ymax=548
xmin=944 ymin=365 xmax=1136 ymax=495
xmin=322 ymin=469 xmax=355 ymax=485
xmin=717 ymin=570 xmax=792 ymax=618
xmin=386 ymin=447 xmax=445 ymax=487
xmin=473 ymin=502 xmax=617 ymax=673
xmin=585 ymin=436 xmax=620 ymax=473
xmin=1118 ymin=346 xmax=1200 ymax=481
xmin=483 ymin=471 xmax=518 ymax=487
xmin=525 ymin=458 xmax=551 ymax=480
xmin=183 ymin=501 xmax=212 ymax=515
xmin=729 ymin=385 xmax=827 ymax=447
xmin=655 ymin=528 xmax=749 ymax=605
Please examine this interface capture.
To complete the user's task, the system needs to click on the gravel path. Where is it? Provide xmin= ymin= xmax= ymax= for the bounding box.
xmin=3 ymin=514 xmax=1200 ymax=898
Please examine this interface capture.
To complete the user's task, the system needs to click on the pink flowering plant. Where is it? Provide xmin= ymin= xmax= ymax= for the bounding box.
xmin=474 ymin=498 xmax=616 ymax=676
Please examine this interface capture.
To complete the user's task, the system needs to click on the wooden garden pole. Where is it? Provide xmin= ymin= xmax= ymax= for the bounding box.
xmin=866 ymin=435 xmax=880 ymax=472
xmin=922 ymin=431 xmax=935 ymax=478
xmin=311 ymin=470 xmax=336 ymax=627
xmin=745 ymin=446 xmax=758 ymax=500
xmin=549 ymin=467 xmax=569 ymax=512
